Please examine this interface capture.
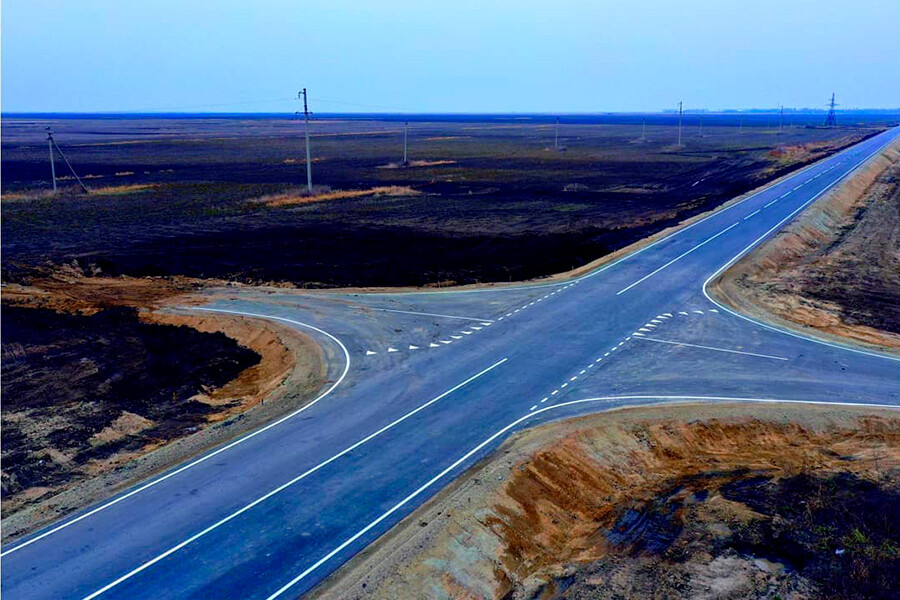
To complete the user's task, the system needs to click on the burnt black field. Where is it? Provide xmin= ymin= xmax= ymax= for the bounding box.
xmin=2 ymin=113 xmax=896 ymax=287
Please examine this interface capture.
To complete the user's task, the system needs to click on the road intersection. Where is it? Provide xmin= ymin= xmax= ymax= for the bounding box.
xmin=3 ymin=127 xmax=899 ymax=600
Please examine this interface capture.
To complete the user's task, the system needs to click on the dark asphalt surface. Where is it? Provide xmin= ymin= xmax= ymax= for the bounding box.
xmin=3 ymin=127 xmax=899 ymax=600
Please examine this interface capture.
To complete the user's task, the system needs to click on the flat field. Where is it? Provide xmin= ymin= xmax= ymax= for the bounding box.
xmin=3 ymin=114 xmax=893 ymax=287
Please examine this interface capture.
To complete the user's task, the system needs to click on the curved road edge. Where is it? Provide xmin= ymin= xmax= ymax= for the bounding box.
xmin=0 ymin=309 xmax=352 ymax=558
xmin=702 ymin=131 xmax=900 ymax=363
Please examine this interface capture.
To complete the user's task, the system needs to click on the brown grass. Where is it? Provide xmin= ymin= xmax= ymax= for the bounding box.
xmin=262 ymin=185 xmax=420 ymax=207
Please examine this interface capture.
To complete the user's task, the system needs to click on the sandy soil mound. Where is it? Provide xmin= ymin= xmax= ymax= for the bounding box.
xmin=710 ymin=140 xmax=900 ymax=352
xmin=312 ymin=403 xmax=900 ymax=600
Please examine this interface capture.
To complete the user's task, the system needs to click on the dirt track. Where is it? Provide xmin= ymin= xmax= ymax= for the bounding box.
xmin=311 ymin=403 xmax=900 ymax=600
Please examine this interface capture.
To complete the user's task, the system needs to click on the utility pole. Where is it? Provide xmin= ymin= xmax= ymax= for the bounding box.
xmin=403 ymin=121 xmax=409 ymax=165
xmin=677 ymin=101 xmax=683 ymax=147
xmin=45 ymin=127 xmax=88 ymax=193
xmin=47 ymin=128 xmax=57 ymax=193
xmin=554 ymin=116 xmax=559 ymax=149
xmin=299 ymin=88 xmax=313 ymax=193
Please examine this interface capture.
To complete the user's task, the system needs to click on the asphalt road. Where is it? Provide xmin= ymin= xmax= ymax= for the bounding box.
xmin=3 ymin=127 xmax=900 ymax=600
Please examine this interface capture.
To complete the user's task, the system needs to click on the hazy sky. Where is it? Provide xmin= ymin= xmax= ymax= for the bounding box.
xmin=2 ymin=0 xmax=898 ymax=113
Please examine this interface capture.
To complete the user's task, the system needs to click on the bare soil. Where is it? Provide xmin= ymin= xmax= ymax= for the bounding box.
xmin=711 ymin=140 xmax=900 ymax=351
xmin=311 ymin=403 xmax=900 ymax=600
xmin=0 ymin=275 xmax=327 ymax=542
xmin=0 ymin=305 xmax=261 ymax=504
xmin=2 ymin=117 xmax=885 ymax=288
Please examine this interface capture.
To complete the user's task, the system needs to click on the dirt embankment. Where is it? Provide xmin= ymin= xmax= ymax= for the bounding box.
xmin=1 ymin=274 xmax=327 ymax=543
xmin=710 ymin=140 xmax=900 ymax=352
xmin=312 ymin=403 xmax=900 ymax=600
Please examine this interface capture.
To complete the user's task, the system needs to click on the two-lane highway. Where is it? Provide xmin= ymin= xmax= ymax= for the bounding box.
xmin=3 ymin=127 xmax=899 ymax=599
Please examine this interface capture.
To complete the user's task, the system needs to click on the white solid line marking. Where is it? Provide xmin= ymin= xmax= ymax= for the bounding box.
xmin=263 ymin=394 xmax=900 ymax=598
xmin=616 ymin=222 xmax=739 ymax=295
xmin=80 ymin=358 xmax=509 ymax=600
xmin=373 ymin=308 xmax=492 ymax=322
xmin=635 ymin=336 xmax=788 ymax=361
xmin=743 ymin=209 xmax=761 ymax=220
xmin=2 ymin=306 xmax=355 ymax=559
xmin=701 ymin=133 xmax=900 ymax=364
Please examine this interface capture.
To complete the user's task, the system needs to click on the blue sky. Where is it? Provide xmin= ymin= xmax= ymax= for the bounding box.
xmin=2 ymin=0 xmax=898 ymax=113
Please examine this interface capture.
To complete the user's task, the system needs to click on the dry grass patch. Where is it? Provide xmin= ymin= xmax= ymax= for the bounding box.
xmin=263 ymin=185 xmax=420 ymax=207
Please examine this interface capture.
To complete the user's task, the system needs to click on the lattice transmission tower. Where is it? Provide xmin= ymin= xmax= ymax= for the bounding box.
xmin=824 ymin=93 xmax=838 ymax=127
